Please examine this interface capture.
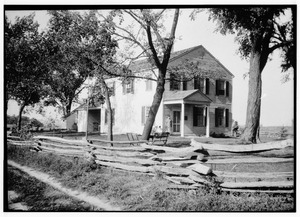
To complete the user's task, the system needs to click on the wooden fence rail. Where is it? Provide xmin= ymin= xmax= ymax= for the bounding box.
xmin=6 ymin=135 xmax=294 ymax=194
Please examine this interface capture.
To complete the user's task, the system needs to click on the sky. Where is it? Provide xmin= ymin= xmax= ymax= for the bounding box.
xmin=4 ymin=6 xmax=295 ymax=127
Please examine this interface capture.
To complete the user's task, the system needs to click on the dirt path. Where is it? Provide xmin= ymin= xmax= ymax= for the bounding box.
xmin=7 ymin=160 xmax=122 ymax=211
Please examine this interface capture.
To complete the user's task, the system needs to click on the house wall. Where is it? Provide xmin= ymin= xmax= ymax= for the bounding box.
xmin=101 ymin=74 xmax=163 ymax=135
xmin=162 ymin=46 xmax=233 ymax=136
xmin=77 ymin=110 xmax=86 ymax=132
xmin=77 ymin=45 xmax=234 ymax=136
xmin=66 ymin=112 xmax=76 ymax=130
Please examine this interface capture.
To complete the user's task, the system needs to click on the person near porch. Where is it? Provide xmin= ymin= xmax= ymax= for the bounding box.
xmin=232 ymin=121 xmax=239 ymax=137
xmin=165 ymin=115 xmax=172 ymax=133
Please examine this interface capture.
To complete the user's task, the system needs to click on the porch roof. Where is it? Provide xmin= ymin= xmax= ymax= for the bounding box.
xmin=163 ymin=90 xmax=212 ymax=105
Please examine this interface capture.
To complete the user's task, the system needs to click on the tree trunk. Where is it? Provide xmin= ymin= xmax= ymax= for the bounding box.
xmin=141 ymin=72 xmax=165 ymax=140
xmin=240 ymin=51 xmax=263 ymax=143
xmin=17 ymin=102 xmax=26 ymax=131
xmin=101 ymin=79 xmax=113 ymax=145
xmin=65 ymin=98 xmax=73 ymax=117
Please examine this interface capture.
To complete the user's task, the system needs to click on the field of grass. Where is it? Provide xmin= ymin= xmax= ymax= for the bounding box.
xmin=6 ymin=144 xmax=295 ymax=211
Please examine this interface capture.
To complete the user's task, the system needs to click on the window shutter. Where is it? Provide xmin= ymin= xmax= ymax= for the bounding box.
xmin=193 ymin=106 xmax=197 ymax=126
xmin=206 ymin=78 xmax=210 ymax=95
xmin=225 ymin=109 xmax=229 ymax=127
xmin=194 ymin=78 xmax=198 ymax=89
xmin=122 ymin=81 xmax=126 ymax=94
xmin=131 ymin=80 xmax=134 ymax=94
xmin=112 ymin=82 xmax=115 ymax=96
xmin=183 ymin=80 xmax=187 ymax=90
xmin=215 ymin=108 xmax=218 ymax=127
xmin=226 ymin=81 xmax=230 ymax=97
xmin=141 ymin=106 xmax=145 ymax=125
xmin=216 ymin=80 xmax=219 ymax=96
xmin=105 ymin=109 xmax=107 ymax=124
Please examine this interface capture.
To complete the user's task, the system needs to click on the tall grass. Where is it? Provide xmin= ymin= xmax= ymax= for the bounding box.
xmin=6 ymin=145 xmax=295 ymax=211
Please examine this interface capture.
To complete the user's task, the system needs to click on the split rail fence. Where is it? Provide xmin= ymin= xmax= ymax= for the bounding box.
xmin=7 ymin=135 xmax=294 ymax=194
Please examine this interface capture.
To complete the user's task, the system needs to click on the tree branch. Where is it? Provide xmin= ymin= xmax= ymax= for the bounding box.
xmin=161 ymin=9 xmax=180 ymax=69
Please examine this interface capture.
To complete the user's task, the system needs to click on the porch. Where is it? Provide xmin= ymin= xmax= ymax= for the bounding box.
xmin=163 ymin=90 xmax=212 ymax=137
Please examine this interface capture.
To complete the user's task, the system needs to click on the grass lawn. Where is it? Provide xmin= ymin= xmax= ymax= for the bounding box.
xmin=6 ymin=165 xmax=99 ymax=211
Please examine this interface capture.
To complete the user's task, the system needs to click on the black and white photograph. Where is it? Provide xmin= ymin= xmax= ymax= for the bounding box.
xmin=3 ymin=1 xmax=296 ymax=212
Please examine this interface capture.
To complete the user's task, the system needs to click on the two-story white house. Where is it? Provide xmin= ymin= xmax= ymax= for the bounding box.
xmin=66 ymin=45 xmax=234 ymax=137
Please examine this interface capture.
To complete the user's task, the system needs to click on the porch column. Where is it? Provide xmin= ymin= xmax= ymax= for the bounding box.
xmin=181 ymin=102 xmax=185 ymax=137
xmin=206 ymin=106 xmax=210 ymax=137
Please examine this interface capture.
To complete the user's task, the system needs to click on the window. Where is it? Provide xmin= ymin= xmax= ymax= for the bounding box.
xmin=170 ymin=73 xmax=181 ymax=91
xmin=193 ymin=106 xmax=206 ymax=127
xmin=105 ymin=108 xmax=115 ymax=125
xmin=145 ymin=79 xmax=152 ymax=91
xmin=141 ymin=106 xmax=151 ymax=125
xmin=194 ymin=77 xmax=210 ymax=94
xmin=108 ymin=82 xmax=115 ymax=96
xmin=215 ymin=108 xmax=229 ymax=127
xmin=216 ymin=80 xmax=230 ymax=96
xmin=216 ymin=80 xmax=225 ymax=96
xmin=215 ymin=108 xmax=224 ymax=127
xmin=194 ymin=77 xmax=204 ymax=92
xmin=122 ymin=79 xmax=134 ymax=94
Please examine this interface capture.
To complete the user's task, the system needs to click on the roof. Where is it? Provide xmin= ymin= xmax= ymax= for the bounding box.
xmin=129 ymin=46 xmax=198 ymax=72
xmin=64 ymin=101 xmax=102 ymax=119
xmin=163 ymin=90 xmax=212 ymax=104
xmin=129 ymin=45 xmax=234 ymax=78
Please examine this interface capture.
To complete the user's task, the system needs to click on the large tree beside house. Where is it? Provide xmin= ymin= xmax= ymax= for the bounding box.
xmin=206 ymin=7 xmax=294 ymax=143
xmin=5 ymin=14 xmax=49 ymax=130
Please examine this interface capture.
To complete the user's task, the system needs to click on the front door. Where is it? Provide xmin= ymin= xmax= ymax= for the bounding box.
xmin=173 ymin=111 xmax=181 ymax=133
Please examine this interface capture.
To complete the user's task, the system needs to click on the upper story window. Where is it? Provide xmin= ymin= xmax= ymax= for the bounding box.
xmin=194 ymin=77 xmax=210 ymax=94
xmin=122 ymin=79 xmax=134 ymax=94
xmin=216 ymin=80 xmax=229 ymax=97
xmin=108 ymin=82 xmax=115 ymax=96
xmin=170 ymin=73 xmax=181 ymax=91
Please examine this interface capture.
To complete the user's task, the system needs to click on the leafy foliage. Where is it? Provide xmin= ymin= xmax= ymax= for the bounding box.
xmin=5 ymin=14 xmax=49 ymax=113
xmin=7 ymin=115 xmax=43 ymax=127
xmin=207 ymin=7 xmax=289 ymax=59
xmin=205 ymin=7 xmax=294 ymax=143
xmin=43 ymin=10 xmax=118 ymax=117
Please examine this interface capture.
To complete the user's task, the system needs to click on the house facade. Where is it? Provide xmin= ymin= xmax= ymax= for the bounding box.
xmin=66 ymin=45 xmax=234 ymax=137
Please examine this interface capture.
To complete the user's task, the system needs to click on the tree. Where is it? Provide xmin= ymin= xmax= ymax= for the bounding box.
xmin=207 ymin=7 xmax=294 ymax=143
xmin=43 ymin=10 xmax=90 ymax=117
xmin=103 ymin=9 xmax=180 ymax=140
xmin=76 ymin=10 xmax=118 ymax=143
xmin=5 ymin=14 xmax=49 ymax=130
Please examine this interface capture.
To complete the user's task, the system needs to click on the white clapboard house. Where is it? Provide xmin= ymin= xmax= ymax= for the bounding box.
xmin=65 ymin=45 xmax=234 ymax=137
